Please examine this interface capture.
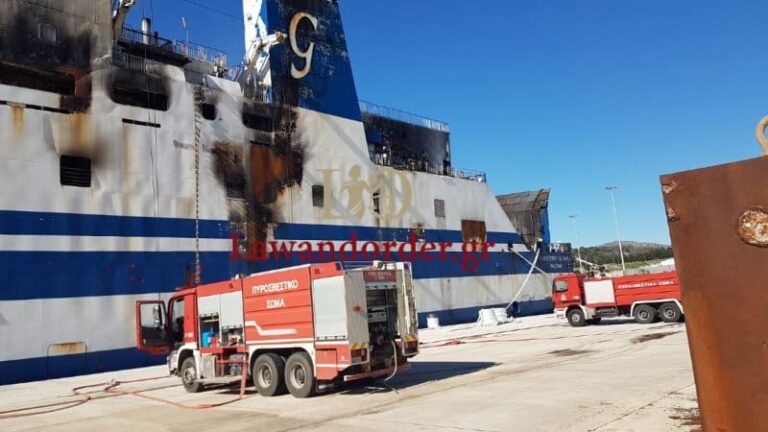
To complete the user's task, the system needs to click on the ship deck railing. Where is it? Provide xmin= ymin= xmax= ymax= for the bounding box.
xmin=111 ymin=47 xmax=167 ymax=76
xmin=371 ymin=156 xmax=487 ymax=183
xmin=451 ymin=168 xmax=488 ymax=183
xmin=120 ymin=27 xmax=229 ymax=68
xmin=360 ymin=101 xmax=450 ymax=133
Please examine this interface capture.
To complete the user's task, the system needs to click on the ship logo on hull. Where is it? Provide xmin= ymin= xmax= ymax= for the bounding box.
xmin=319 ymin=164 xmax=413 ymax=223
xmin=289 ymin=12 xmax=318 ymax=79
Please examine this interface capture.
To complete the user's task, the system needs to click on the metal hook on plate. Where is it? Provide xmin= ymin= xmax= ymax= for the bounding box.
xmin=755 ymin=116 xmax=768 ymax=156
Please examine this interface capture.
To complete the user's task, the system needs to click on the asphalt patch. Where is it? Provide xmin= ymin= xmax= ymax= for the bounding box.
xmin=631 ymin=331 xmax=682 ymax=344
xmin=548 ymin=349 xmax=593 ymax=357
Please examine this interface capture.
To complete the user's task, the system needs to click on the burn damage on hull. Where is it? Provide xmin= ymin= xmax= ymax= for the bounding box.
xmin=0 ymin=0 xmax=115 ymax=179
xmin=0 ymin=0 xmax=576 ymax=389
xmin=0 ymin=61 xmax=75 ymax=95
xmin=362 ymin=112 xmax=452 ymax=175
xmin=212 ymin=141 xmax=247 ymax=202
xmin=0 ymin=0 xmax=110 ymax=112
xmin=1 ymin=0 xmax=308 ymax=264
xmin=106 ymin=68 xmax=170 ymax=111
xmin=213 ymin=97 xmax=304 ymax=256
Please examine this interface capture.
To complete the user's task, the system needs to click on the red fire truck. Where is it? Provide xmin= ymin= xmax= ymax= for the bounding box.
xmin=135 ymin=262 xmax=419 ymax=398
xmin=552 ymin=272 xmax=683 ymax=327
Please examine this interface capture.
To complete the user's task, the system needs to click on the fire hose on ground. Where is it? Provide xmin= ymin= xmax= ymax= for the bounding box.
xmin=379 ymin=339 xmax=400 ymax=394
xmin=0 ymin=366 xmax=251 ymax=420
xmin=1 ymin=247 xmax=556 ymax=420
xmin=384 ymin=339 xmax=399 ymax=383
xmin=0 ymin=376 xmax=170 ymax=419
xmin=1 ymin=323 xmax=682 ymax=420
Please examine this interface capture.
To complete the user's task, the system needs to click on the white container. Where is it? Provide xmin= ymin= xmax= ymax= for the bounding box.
xmin=426 ymin=315 xmax=440 ymax=329
xmin=478 ymin=308 xmax=500 ymax=326
xmin=493 ymin=308 xmax=509 ymax=324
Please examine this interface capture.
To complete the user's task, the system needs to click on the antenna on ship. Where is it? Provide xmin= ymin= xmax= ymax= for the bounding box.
xmin=181 ymin=17 xmax=190 ymax=56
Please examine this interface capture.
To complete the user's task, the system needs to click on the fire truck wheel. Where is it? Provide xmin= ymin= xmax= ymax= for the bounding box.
xmin=285 ymin=352 xmax=317 ymax=398
xmin=659 ymin=302 xmax=682 ymax=323
xmin=567 ymin=308 xmax=587 ymax=327
xmin=634 ymin=304 xmax=658 ymax=324
xmin=252 ymin=353 xmax=287 ymax=397
xmin=180 ymin=357 xmax=203 ymax=393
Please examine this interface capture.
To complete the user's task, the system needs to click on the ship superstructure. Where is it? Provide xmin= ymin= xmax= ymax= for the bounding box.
xmin=0 ymin=0 xmax=572 ymax=384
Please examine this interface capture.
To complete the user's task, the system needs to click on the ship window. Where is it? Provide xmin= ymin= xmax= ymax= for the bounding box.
xmin=60 ymin=155 xmax=91 ymax=188
xmin=312 ymin=185 xmax=324 ymax=208
xmin=242 ymin=112 xmax=273 ymax=131
xmin=434 ymin=199 xmax=446 ymax=218
xmin=250 ymin=137 xmax=273 ymax=147
xmin=412 ymin=224 xmax=426 ymax=242
xmin=0 ymin=63 xmax=75 ymax=95
xmin=39 ymin=23 xmax=57 ymax=44
xmin=109 ymin=74 xmax=169 ymax=111
xmin=226 ymin=181 xmax=246 ymax=200
xmin=372 ymin=192 xmax=381 ymax=214
xmin=227 ymin=183 xmax=245 ymax=200
xmin=461 ymin=220 xmax=486 ymax=243
xmin=201 ymin=103 xmax=216 ymax=120
xmin=111 ymin=86 xmax=168 ymax=111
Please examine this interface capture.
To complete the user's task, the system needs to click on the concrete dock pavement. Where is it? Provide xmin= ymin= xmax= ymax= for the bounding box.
xmin=0 ymin=315 xmax=699 ymax=432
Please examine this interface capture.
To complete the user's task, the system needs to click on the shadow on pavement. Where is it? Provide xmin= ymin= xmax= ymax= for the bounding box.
xmin=593 ymin=318 xmax=637 ymax=326
xmin=333 ymin=361 xmax=497 ymax=396
xmin=207 ymin=361 xmax=497 ymax=397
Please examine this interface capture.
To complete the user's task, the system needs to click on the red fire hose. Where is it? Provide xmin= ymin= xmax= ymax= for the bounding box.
xmin=0 ymin=362 xmax=251 ymax=419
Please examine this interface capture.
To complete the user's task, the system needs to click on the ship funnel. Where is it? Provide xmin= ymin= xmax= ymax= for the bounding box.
xmin=243 ymin=0 xmax=362 ymax=121
xmin=141 ymin=18 xmax=152 ymax=44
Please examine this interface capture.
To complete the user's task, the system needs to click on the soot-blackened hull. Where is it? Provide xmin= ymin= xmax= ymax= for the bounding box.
xmin=0 ymin=0 xmax=571 ymax=385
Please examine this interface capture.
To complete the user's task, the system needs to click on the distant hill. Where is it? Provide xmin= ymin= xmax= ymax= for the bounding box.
xmin=576 ymin=241 xmax=672 ymax=265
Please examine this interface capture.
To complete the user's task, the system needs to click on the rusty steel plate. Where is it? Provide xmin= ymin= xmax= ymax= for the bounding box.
xmin=661 ymin=156 xmax=768 ymax=432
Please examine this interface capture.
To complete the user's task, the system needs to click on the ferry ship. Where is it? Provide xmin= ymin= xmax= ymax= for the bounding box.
xmin=0 ymin=0 xmax=572 ymax=384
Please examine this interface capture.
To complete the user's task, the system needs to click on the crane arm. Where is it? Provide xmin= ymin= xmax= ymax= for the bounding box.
xmin=112 ymin=0 xmax=137 ymax=40
xmin=245 ymin=32 xmax=287 ymax=66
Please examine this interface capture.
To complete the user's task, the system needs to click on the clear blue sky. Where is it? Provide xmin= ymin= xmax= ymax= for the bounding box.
xmin=128 ymin=0 xmax=768 ymax=246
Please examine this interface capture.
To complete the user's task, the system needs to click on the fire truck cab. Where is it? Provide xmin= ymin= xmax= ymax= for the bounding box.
xmin=135 ymin=262 xmax=419 ymax=397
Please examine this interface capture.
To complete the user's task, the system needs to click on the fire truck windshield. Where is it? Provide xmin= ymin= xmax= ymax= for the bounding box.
xmin=170 ymin=298 xmax=185 ymax=343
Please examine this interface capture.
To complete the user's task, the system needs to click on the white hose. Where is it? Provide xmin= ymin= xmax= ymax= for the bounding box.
xmin=511 ymin=248 xmax=548 ymax=275
xmin=383 ymin=340 xmax=398 ymax=383
xmin=505 ymin=247 xmax=542 ymax=311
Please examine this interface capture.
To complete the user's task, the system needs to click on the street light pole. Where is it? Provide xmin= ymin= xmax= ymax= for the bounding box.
xmin=569 ymin=215 xmax=584 ymax=273
xmin=605 ymin=186 xmax=626 ymax=273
